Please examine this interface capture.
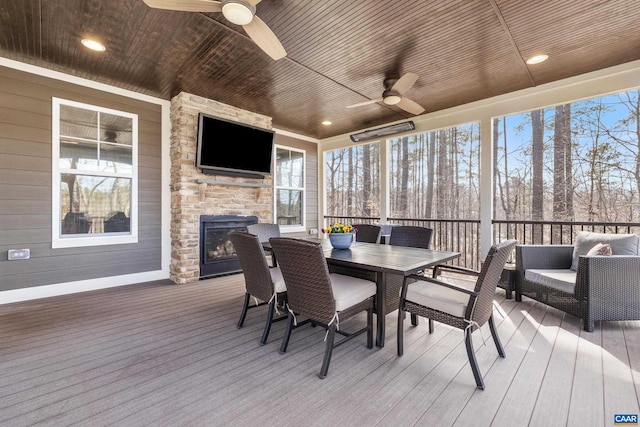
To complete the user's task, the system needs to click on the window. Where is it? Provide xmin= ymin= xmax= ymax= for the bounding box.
xmin=274 ymin=146 xmax=305 ymax=231
xmin=388 ymin=123 xmax=480 ymax=220
xmin=52 ymin=98 xmax=138 ymax=248
xmin=325 ymin=143 xmax=380 ymax=217
xmin=493 ymin=89 xmax=640 ymax=223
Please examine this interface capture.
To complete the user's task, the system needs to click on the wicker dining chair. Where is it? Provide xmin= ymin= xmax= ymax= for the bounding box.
xmin=388 ymin=225 xmax=434 ymax=326
xmin=229 ymin=231 xmax=287 ymax=346
xmin=246 ymin=223 xmax=281 ymax=266
xmin=353 ymin=224 xmax=382 ymax=243
xmin=269 ymin=237 xmax=376 ymax=379
xmin=397 ymin=239 xmax=517 ymax=390
xmin=388 ymin=225 xmax=433 ymax=249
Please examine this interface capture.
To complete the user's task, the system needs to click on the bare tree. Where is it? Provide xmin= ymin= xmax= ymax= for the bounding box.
xmin=493 ymin=118 xmax=508 ymax=219
xmin=398 ymin=136 xmax=410 ymax=216
xmin=362 ymin=144 xmax=372 ymax=217
xmin=425 ymin=131 xmax=436 ymax=218
xmin=437 ymin=130 xmax=448 ymax=218
xmin=325 ymin=150 xmax=344 ymax=215
xmin=604 ymin=90 xmax=640 ymax=215
xmin=552 ymin=104 xmax=573 ymax=241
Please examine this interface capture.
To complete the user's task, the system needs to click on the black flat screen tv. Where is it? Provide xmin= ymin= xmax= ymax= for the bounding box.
xmin=196 ymin=113 xmax=275 ymax=178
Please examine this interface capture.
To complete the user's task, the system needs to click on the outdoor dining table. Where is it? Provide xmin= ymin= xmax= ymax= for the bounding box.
xmin=264 ymin=238 xmax=461 ymax=348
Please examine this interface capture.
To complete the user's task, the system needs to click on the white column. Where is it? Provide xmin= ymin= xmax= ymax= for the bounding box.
xmin=479 ymin=116 xmax=494 ymax=258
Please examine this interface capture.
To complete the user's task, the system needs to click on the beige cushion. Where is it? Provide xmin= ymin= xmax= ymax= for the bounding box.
xmin=525 ymin=269 xmax=576 ymax=294
xmin=570 ymin=231 xmax=639 ymax=271
xmin=329 ymin=273 xmax=376 ymax=311
xmin=406 ymin=280 xmax=470 ymax=317
xmin=269 ymin=267 xmax=287 ymax=293
xmin=586 ymin=242 xmax=612 ymax=256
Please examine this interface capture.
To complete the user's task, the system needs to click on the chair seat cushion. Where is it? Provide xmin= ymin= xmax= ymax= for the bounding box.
xmin=525 ymin=269 xmax=576 ymax=294
xmin=269 ymin=267 xmax=287 ymax=293
xmin=406 ymin=280 xmax=470 ymax=317
xmin=329 ymin=273 xmax=376 ymax=311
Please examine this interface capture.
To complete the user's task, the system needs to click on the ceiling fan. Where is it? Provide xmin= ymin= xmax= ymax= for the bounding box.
xmin=142 ymin=0 xmax=287 ymax=60
xmin=347 ymin=72 xmax=425 ymax=115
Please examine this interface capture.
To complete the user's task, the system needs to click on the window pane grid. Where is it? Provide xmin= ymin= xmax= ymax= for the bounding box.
xmin=54 ymin=98 xmax=137 ymax=243
xmin=275 ymin=146 xmax=305 ymax=228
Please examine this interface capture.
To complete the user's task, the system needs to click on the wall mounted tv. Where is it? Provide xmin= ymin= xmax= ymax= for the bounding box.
xmin=196 ymin=113 xmax=275 ymax=179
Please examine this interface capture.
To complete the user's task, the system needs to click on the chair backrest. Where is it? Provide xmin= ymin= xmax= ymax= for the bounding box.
xmin=268 ymin=237 xmax=336 ymax=324
xmin=354 ymin=224 xmax=382 ymax=243
xmin=246 ymin=223 xmax=281 ymax=243
xmin=229 ymin=231 xmax=275 ymax=302
xmin=467 ymin=239 xmax=517 ymax=326
xmin=388 ymin=225 xmax=433 ymax=249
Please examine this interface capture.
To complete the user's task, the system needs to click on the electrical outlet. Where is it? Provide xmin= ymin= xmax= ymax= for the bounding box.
xmin=8 ymin=249 xmax=30 ymax=260
xmin=309 ymin=228 xmax=318 ymax=235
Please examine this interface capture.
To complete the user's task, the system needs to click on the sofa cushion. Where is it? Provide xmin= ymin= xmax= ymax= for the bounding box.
xmin=570 ymin=231 xmax=639 ymax=271
xmin=525 ymin=269 xmax=577 ymax=294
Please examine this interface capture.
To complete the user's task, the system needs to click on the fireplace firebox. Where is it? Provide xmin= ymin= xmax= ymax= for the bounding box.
xmin=200 ymin=215 xmax=258 ymax=278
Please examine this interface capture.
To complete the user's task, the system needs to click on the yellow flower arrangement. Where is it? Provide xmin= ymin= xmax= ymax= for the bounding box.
xmin=322 ymin=222 xmax=356 ymax=234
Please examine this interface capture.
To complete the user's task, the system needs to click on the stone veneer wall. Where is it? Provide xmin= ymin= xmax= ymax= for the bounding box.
xmin=170 ymin=92 xmax=273 ymax=284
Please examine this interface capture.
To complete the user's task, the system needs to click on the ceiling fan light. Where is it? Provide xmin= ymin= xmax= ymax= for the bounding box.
xmin=222 ymin=1 xmax=255 ymax=25
xmin=383 ymin=94 xmax=402 ymax=105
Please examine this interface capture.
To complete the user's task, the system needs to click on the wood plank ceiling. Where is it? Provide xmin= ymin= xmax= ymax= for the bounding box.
xmin=1 ymin=0 xmax=639 ymax=139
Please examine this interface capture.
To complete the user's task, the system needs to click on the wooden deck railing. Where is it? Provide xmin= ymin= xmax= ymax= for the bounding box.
xmin=324 ymin=215 xmax=640 ymax=270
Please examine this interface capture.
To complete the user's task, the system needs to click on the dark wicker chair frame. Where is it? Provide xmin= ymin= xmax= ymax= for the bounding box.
xmin=516 ymin=244 xmax=640 ymax=332
xmin=229 ymin=231 xmax=287 ymax=346
xmin=397 ymin=239 xmax=517 ymax=390
xmin=269 ymin=237 xmax=374 ymax=379
xmin=353 ymin=224 xmax=382 ymax=244
xmin=388 ymin=225 xmax=433 ymax=249
xmin=388 ymin=225 xmax=434 ymax=326
xmin=246 ymin=223 xmax=281 ymax=266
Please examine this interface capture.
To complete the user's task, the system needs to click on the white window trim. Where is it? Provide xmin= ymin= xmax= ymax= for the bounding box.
xmin=51 ymin=97 xmax=138 ymax=248
xmin=274 ymin=144 xmax=306 ymax=233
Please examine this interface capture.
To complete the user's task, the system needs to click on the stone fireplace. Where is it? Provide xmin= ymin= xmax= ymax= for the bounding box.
xmin=170 ymin=92 xmax=273 ymax=284
xmin=199 ymin=215 xmax=258 ymax=278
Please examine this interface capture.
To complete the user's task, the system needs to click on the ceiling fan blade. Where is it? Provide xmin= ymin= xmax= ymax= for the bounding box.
xmin=242 ymin=16 xmax=287 ymax=60
xmin=247 ymin=0 xmax=262 ymax=5
xmin=391 ymin=72 xmax=419 ymax=95
xmin=142 ymin=0 xmax=222 ymax=12
xmin=396 ymin=97 xmax=425 ymax=115
xmin=346 ymin=98 xmax=383 ymax=109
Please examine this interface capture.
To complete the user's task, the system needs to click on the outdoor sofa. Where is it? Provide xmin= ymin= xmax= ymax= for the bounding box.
xmin=515 ymin=231 xmax=640 ymax=331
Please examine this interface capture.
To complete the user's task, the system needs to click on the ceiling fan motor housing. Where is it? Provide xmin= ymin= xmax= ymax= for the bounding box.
xmin=383 ymin=78 xmax=399 ymax=88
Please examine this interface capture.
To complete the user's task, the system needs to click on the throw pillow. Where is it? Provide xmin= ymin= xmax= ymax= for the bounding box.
xmin=571 ymin=231 xmax=639 ymax=271
xmin=586 ymin=243 xmax=612 ymax=256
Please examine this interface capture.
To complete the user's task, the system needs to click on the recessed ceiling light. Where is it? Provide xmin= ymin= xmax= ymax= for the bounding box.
xmin=526 ymin=54 xmax=548 ymax=65
xmin=81 ymin=38 xmax=106 ymax=52
xmin=321 ymin=120 xmax=332 ymax=126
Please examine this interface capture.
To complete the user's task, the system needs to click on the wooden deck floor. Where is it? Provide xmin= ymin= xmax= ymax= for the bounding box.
xmin=1 ymin=274 xmax=639 ymax=427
